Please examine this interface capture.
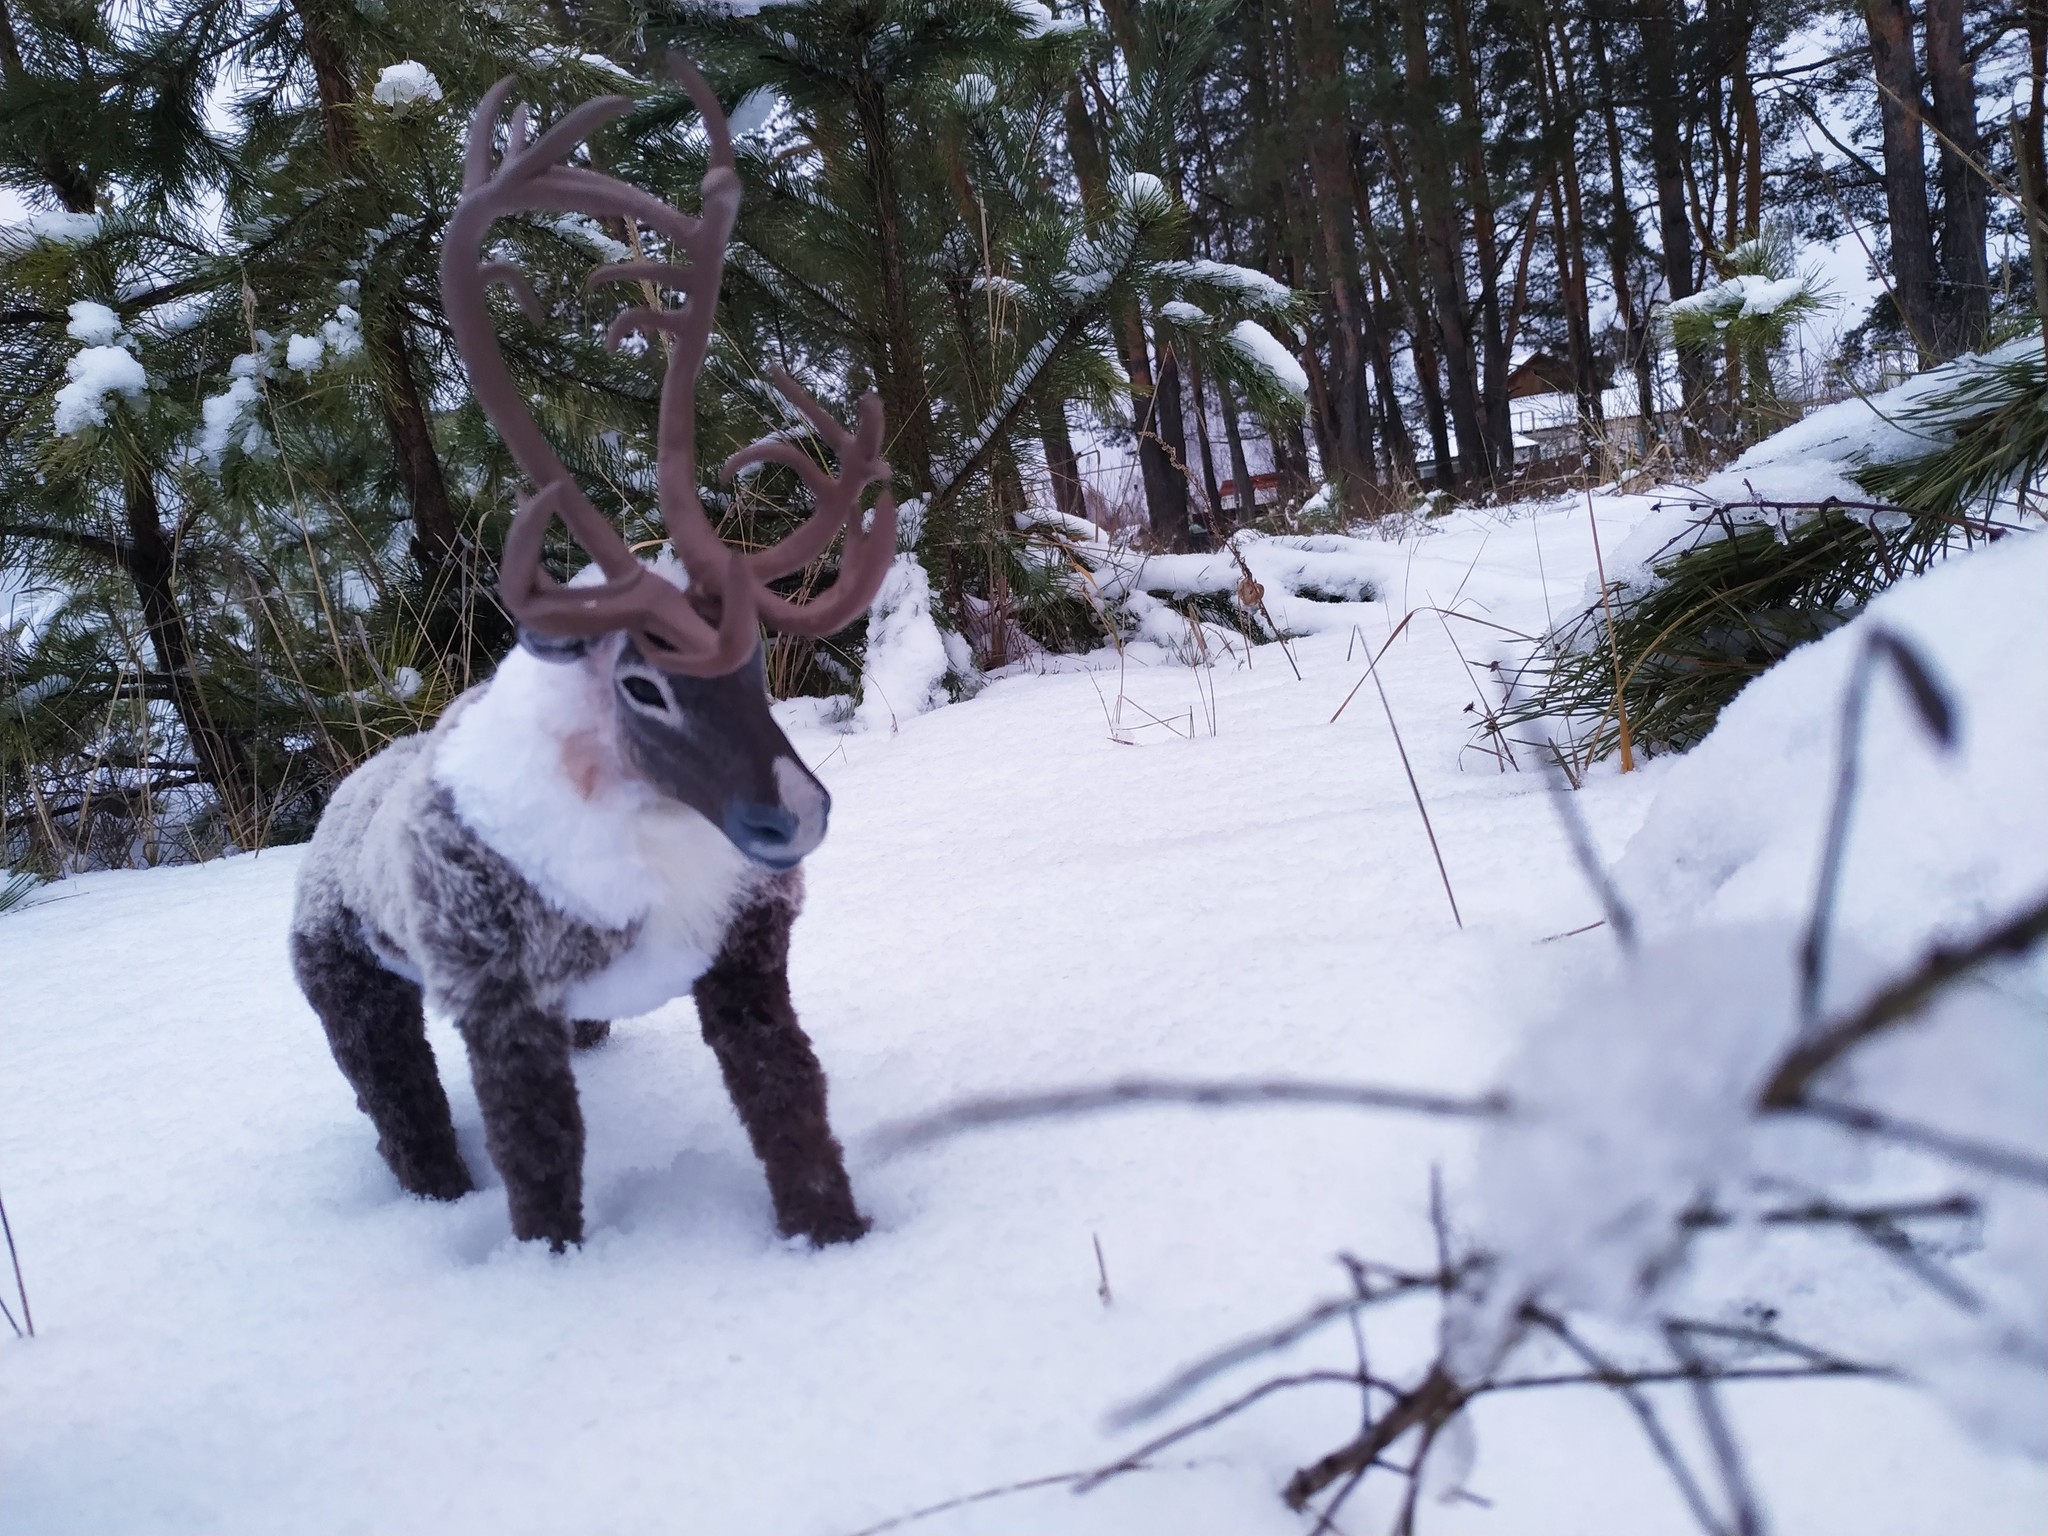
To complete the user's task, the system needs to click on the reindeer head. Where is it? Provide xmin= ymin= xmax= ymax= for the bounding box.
xmin=442 ymin=58 xmax=894 ymax=869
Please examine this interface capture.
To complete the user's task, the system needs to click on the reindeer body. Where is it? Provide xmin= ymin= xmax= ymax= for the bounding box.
xmin=291 ymin=627 xmax=867 ymax=1251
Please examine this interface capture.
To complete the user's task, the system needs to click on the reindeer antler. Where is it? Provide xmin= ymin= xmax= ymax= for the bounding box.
xmin=441 ymin=55 xmax=897 ymax=675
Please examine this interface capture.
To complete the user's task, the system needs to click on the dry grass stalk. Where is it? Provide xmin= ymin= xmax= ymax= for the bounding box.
xmin=1584 ymin=488 xmax=1635 ymax=772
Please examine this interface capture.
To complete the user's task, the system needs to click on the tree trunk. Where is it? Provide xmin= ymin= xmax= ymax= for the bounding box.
xmin=1218 ymin=384 xmax=1259 ymax=528
xmin=1361 ymin=241 xmax=1417 ymax=479
xmin=1148 ymin=334 xmax=1195 ymax=550
xmin=1730 ymin=6 xmax=1762 ymax=234
xmin=123 ymin=471 xmax=260 ymax=842
xmin=1542 ymin=15 xmax=1601 ymax=462
xmin=855 ymin=81 xmax=936 ymax=492
xmin=1374 ymin=135 xmax=1454 ymax=486
xmin=1399 ymin=0 xmax=1488 ymax=490
xmin=1862 ymin=0 xmax=1943 ymax=362
xmin=293 ymin=0 xmax=462 ymax=573
xmin=1298 ymin=0 xmax=1379 ymax=510
xmin=1640 ymin=0 xmax=1709 ymax=455
xmin=1064 ymin=80 xmax=1187 ymax=546
xmin=1922 ymin=0 xmax=1989 ymax=352
xmin=2029 ymin=3 xmax=2048 ymax=225
xmin=1187 ymin=354 xmax=1225 ymax=530
xmin=1039 ymin=400 xmax=1086 ymax=525
xmin=1447 ymin=0 xmax=1512 ymax=480
xmin=370 ymin=313 xmax=461 ymax=572
xmin=1590 ymin=1 xmax=1659 ymax=452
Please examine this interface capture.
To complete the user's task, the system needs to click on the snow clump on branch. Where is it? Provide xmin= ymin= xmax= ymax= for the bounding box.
xmin=65 ymin=300 xmax=125 ymax=346
xmin=53 ymin=303 xmax=147 ymax=435
xmin=1225 ymin=320 xmax=1308 ymax=399
xmin=856 ymin=552 xmax=958 ymax=733
xmin=371 ymin=61 xmax=443 ymax=108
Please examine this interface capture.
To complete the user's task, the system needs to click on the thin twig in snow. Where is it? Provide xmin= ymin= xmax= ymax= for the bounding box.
xmin=1368 ymin=661 xmax=1463 ymax=930
xmin=0 ymin=1187 xmax=30 ymax=1339
xmin=1074 ymin=1371 xmax=1370 ymax=1494
xmin=1798 ymin=628 xmax=1957 ymax=1027
xmin=1584 ymin=488 xmax=1636 ymax=772
xmin=1774 ymin=887 xmax=2048 ymax=1109
xmin=1793 ymin=1095 xmax=2048 ymax=1187
xmin=1665 ymin=1323 xmax=1766 ymax=1536
xmin=841 ymin=1463 xmax=1165 ymax=1536
xmin=1525 ymin=1308 xmax=1727 ymax=1536
xmin=1542 ymin=760 xmax=1636 ymax=950
xmin=1111 ymin=1270 xmax=1463 ymax=1429
xmin=1329 ymin=609 xmax=1418 ymax=722
xmin=871 ymin=1077 xmax=1508 ymax=1160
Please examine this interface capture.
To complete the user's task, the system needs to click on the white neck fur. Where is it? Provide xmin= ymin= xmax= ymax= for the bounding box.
xmin=432 ymin=640 xmax=674 ymax=931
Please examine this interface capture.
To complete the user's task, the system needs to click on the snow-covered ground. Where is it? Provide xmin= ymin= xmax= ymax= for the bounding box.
xmin=4 ymin=476 xmax=2043 ymax=1532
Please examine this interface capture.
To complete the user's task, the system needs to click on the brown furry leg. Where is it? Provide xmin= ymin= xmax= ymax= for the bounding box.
xmin=292 ymin=922 xmax=473 ymax=1201
xmin=694 ymin=879 xmax=867 ymax=1246
xmin=455 ymin=986 xmax=585 ymax=1250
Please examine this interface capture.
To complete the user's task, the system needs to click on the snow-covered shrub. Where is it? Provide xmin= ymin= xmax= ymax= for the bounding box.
xmin=1854 ymin=347 xmax=2048 ymax=522
xmin=855 ymin=553 xmax=962 ymax=732
xmin=1508 ymin=352 xmax=2044 ymax=765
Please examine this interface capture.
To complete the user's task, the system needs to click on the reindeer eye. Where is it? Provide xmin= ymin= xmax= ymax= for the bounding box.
xmin=620 ymin=675 xmax=669 ymax=710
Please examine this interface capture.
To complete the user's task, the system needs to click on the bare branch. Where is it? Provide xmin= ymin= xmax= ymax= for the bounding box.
xmin=1524 ymin=1308 xmax=1727 ymax=1536
xmin=1109 ymin=1269 xmax=1462 ymax=1429
xmin=1792 ymin=1096 xmax=2048 ymax=1187
xmin=1764 ymin=889 xmax=2048 ymax=1108
xmin=1282 ymin=1363 xmax=1465 ymax=1512
xmin=870 ymin=1077 xmax=1509 ymax=1159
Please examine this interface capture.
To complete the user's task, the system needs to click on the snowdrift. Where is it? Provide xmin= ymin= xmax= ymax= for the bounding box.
xmin=2 ymin=459 xmax=2041 ymax=1533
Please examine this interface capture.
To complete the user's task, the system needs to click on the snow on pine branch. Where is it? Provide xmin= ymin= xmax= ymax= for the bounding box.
xmin=371 ymin=61 xmax=443 ymax=108
xmin=53 ymin=304 xmax=147 ymax=436
xmin=1224 ymin=320 xmax=1308 ymax=400
xmin=1159 ymin=258 xmax=1297 ymax=313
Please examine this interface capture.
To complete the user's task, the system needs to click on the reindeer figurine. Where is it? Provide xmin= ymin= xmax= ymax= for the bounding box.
xmin=289 ymin=60 xmax=892 ymax=1251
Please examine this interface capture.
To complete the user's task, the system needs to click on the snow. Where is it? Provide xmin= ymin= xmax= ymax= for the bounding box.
xmin=198 ymin=374 xmax=265 ymax=464
xmin=63 ymin=300 xmax=123 ymax=346
xmin=550 ymin=213 xmax=631 ymax=263
xmin=2 ymin=209 xmax=101 ymax=247
xmin=1667 ymin=273 xmax=1813 ymax=323
xmin=855 ymin=552 xmax=953 ymax=731
xmin=953 ymin=73 xmax=996 ymax=110
xmin=1224 ymin=320 xmax=1308 ymax=398
xmin=51 ymin=345 xmax=147 ymax=435
xmin=323 ymin=304 xmax=363 ymax=359
xmin=371 ymin=61 xmax=443 ymax=108
xmin=530 ymin=46 xmax=640 ymax=84
xmin=1598 ymin=342 xmax=2043 ymax=597
xmin=1456 ymin=532 xmax=2048 ymax=1453
xmin=4 ymin=388 xmax=2045 ymax=1532
xmin=284 ymin=332 xmax=325 ymax=373
xmin=1122 ymin=170 xmax=1166 ymax=206
xmin=1165 ymin=258 xmax=1297 ymax=311
xmin=1161 ymin=300 xmax=1208 ymax=326
xmin=1010 ymin=0 xmax=1083 ymax=36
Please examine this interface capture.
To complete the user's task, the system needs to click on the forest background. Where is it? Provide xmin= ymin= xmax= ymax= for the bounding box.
xmin=0 ymin=0 xmax=2035 ymax=874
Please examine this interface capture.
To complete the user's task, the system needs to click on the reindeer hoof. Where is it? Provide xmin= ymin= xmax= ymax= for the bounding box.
xmin=788 ymin=1206 xmax=870 ymax=1247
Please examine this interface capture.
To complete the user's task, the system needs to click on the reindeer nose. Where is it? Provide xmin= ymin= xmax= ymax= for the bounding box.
xmin=725 ymin=799 xmax=803 ymax=866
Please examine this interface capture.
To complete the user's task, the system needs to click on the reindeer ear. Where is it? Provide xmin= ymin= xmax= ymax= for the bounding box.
xmin=516 ymin=625 xmax=594 ymax=664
